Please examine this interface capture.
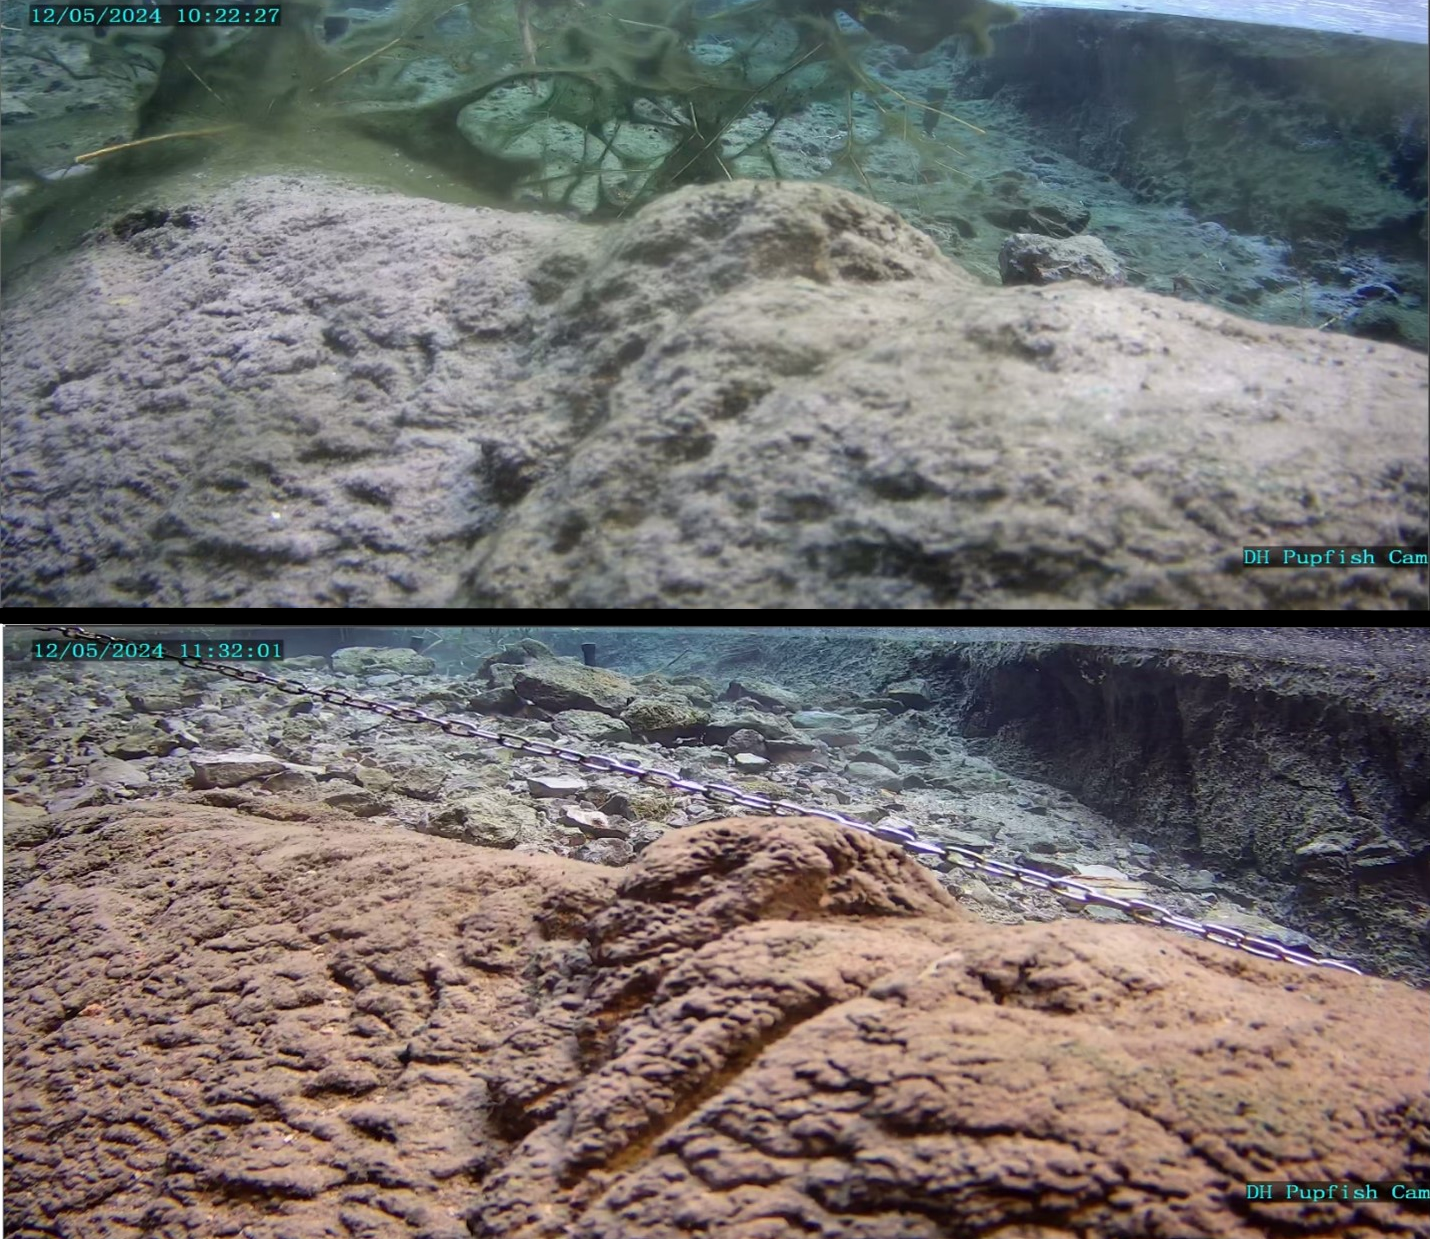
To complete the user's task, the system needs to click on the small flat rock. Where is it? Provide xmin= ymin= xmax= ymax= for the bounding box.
xmin=88 ymin=757 xmax=150 ymax=787
xmin=843 ymin=762 xmax=904 ymax=790
xmin=791 ymin=710 xmax=854 ymax=730
xmin=562 ymin=806 xmax=627 ymax=839
xmin=191 ymin=752 xmax=293 ymax=789
xmin=1073 ymin=863 xmax=1134 ymax=882
xmin=883 ymin=679 xmax=934 ymax=709
xmin=720 ymin=680 xmax=803 ymax=712
xmin=527 ymin=775 xmax=589 ymax=798
xmin=572 ymin=837 xmax=635 ymax=866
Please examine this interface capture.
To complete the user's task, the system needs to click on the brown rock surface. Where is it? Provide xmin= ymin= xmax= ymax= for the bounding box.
xmin=4 ymin=801 xmax=1428 ymax=1239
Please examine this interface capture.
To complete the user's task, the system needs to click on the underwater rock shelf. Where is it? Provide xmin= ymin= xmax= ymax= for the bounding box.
xmin=4 ymin=806 xmax=1428 ymax=1238
xmin=2 ymin=177 xmax=1426 ymax=607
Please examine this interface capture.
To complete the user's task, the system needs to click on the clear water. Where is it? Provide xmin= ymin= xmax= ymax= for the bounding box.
xmin=2 ymin=0 xmax=1425 ymax=347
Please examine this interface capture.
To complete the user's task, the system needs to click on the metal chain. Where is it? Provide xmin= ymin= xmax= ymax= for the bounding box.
xmin=29 ymin=625 xmax=1365 ymax=976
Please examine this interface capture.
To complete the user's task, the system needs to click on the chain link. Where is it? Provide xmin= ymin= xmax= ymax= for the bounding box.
xmin=30 ymin=625 xmax=1365 ymax=976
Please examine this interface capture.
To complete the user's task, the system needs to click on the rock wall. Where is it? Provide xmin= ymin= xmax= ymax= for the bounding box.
xmin=930 ymin=628 xmax=1430 ymax=983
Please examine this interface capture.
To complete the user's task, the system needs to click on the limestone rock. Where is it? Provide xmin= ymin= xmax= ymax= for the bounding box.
xmin=387 ymin=762 xmax=448 ymax=802
xmin=791 ymin=710 xmax=857 ymax=730
xmin=844 ymin=760 xmax=905 ymax=789
xmin=552 ymin=710 xmax=633 ymax=744
xmin=560 ymin=806 xmax=625 ymax=839
xmin=998 ymin=230 xmax=1126 ymax=286
xmin=512 ymin=664 xmax=639 ymax=715
xmin=330 ymin=646 xmax=437 ymax=677
xmin=883 ymin=677 xmax=934 ymax=709
xmin=526 ymin=774 xmax=588 ymax=799
xmin=423 ymin=790 xmax=538 ymax=847
xmin=620 ymin=696 xmax=711 ymax=736
xmin=3 ymin=806 xmax=1427 ymax=1239
xmin=723 ymin=727 xmax=768 ymax=756
xmin=571 ymin=837 xmax=635 ymax=866
xmin=124 ymin=688 xmax=187 ymax=714
xmin=5 ymin=176 xmax=1422 ymax=608
xmin=190 ymin=751 xmax=320 ymax=789
xmin=321 ymin=788 xmax=390 ymax=818
xmin=704 ymin=704 xmax=799 ymax=742
xmin=261 ymin=768 xmax=321 ymax=794
xmin=105 ymin=718 xmax=184 ymax=758
xmin=87 ymin=756 xmax=151 ymax=787
xmin=720 ymin=679 xmax=803 ymax=713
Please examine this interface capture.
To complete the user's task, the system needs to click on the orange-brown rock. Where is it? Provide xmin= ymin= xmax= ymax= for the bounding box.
xmin=4 ymin=800 xmax=1427 ymax=1238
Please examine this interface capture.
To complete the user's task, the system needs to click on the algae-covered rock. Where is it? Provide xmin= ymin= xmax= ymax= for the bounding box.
xmin=513 ymin=663 xmax=640 ymax=714
xmin=331 ymin=647 xmax=436 ymax=677
xmin=621 ymin=697 xmax=711 ymax=735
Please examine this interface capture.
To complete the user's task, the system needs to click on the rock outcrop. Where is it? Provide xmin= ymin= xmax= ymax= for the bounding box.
xmin=3 ymin=177 xmax=1425 ymax=608
xmin=934 ymin=627 xmax=1430 ymax=985
xmin=5 ymin=801 xmax=1429 ymax=1238
xmin=8 ymin=795 xmax=1430 ymax=1230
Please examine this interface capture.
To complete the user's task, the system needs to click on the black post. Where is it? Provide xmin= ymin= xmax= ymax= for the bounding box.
xmin=581 ymin=643 xmax=597 ymax=667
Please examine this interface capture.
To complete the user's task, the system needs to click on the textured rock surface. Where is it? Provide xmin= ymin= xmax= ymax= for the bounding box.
xmin=3 ymin=176 xmax=1425 ymax=608
xmin=931 ymin=628 xmax=1430 ymax=983
xmin=5 ymin=804 xmax=1429 ymax=1239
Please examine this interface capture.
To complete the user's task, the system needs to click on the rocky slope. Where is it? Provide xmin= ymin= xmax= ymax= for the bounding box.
xmin=5 ymin=805 xmax=1429 ymax=1239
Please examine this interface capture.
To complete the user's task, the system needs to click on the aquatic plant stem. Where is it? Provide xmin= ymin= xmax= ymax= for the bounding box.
xmin=73 ymin=127 xmax=239 ymax=163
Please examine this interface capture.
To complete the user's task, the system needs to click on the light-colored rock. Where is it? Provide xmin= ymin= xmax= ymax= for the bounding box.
xmin=261 ymin=769 xmax=320 ymax=794
xmin=998 ymin=231 xmax=1125 ymax=286
xmin=354 ymin=766 xmax=395 ymax=791
xmin=322 ymin=789 xmax=390 ymax=818
xmin=330 ymin=647 xmax=436 ymax=677
xmin=705 ymin=705 xmax=799 ymax=742
xmin=938 ymin=827 xmax=996 ymax=852
xmin=190 ymin=751 xmax=319 ymax=789
xmin=763 ymin=739 xmax=829 ymax=763
xmin=1074 ymin=862 xmax=1133 ymax=882
xmin=723 ymin=728 xmax=767 ymax=757
xmin=844 ymin=761 xmax=905 ymax=790
xmin=720 ymin=679 xmax=803 ymax=713
xmin=423 ymin=791 xmax=538 ymax=848
xmin=512 ymin=664 xmax=638 ymax=715
xmin=88 ymin=757 xmax=150 ymax=787
xmin=124 ymin=689 xmax=185 ymax=715
xmin=561 ymin=806 xmax=627 ymax=839
xmin=883 ymin=678 xmax=933 ymax=709
xmin=2 ymin=799 xmax=50 ymax=848
xmin=388 ymin=764 xmax=447 ymax=801
xmin=5 ymin=177 xmax=1421 ymax=608
xmin=619 ymin=697 xmax=710 ymax=735
xmin=526 ymin=774 xmax=589 ymax=799
xmin=45 ymin=786 xmax=109 ymax=814
xmin=791 ymin=710 xmax=855 ymax=731
xmin=553 ymin=710 xmax=633 ymax=744
xmin=572 ymin=837 xmax=635 ymax=866
xmin=104 ymin=719 xmax=183 ymax=758
xmin=847 ymin=748 xmax=901 ymax=772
